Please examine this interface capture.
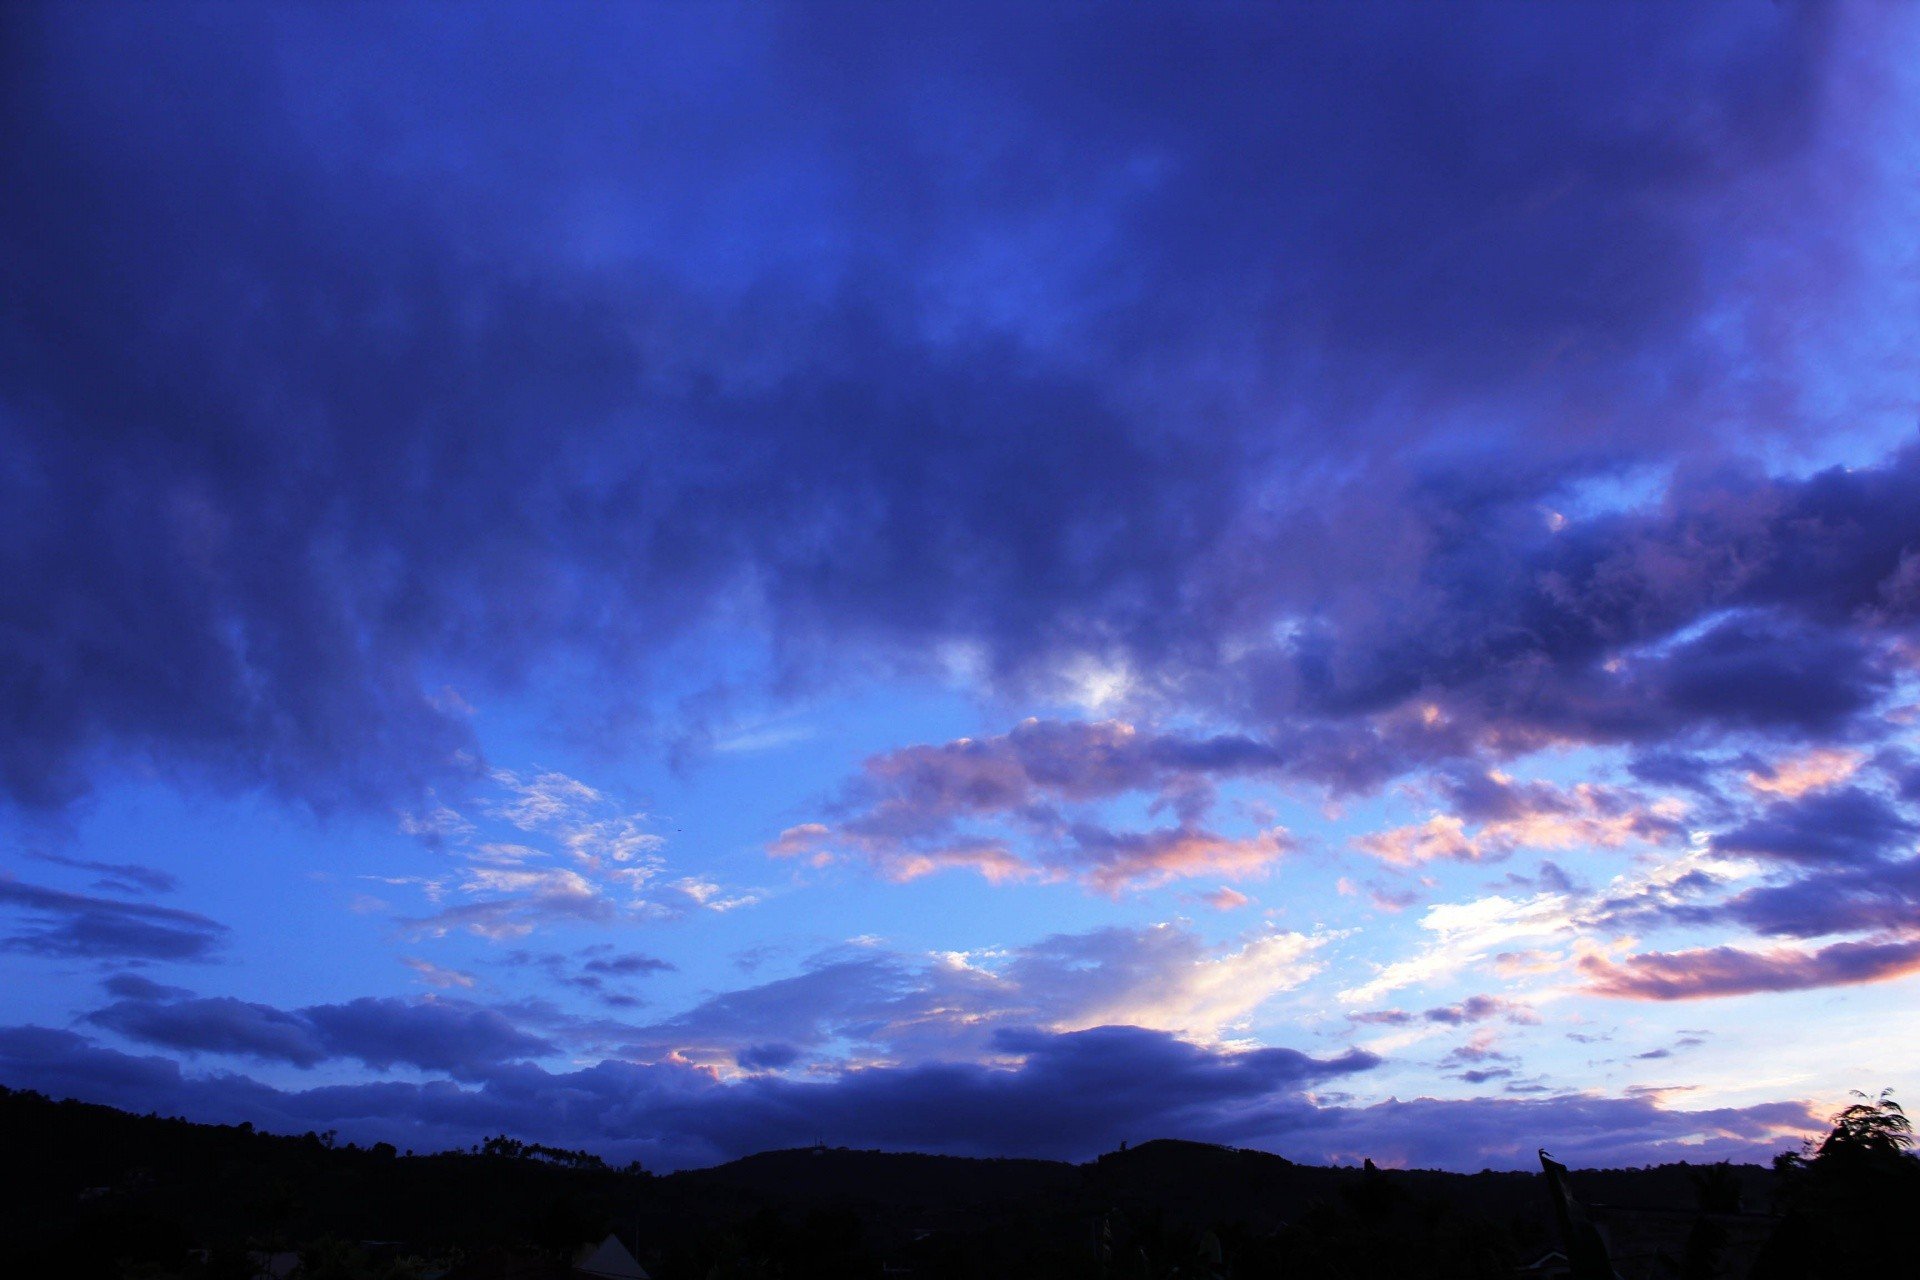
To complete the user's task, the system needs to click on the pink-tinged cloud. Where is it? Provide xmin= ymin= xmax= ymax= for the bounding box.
xmin=770 ymin=825 xmax=1031 ymax=885
xmin=1068 ymin=824 xmax=1294 ymax=895
xmin=841 ymin=719 xmax=1284 ymax=836
xmin=776 ymin=719 xmax=1298 ymax=891
xmin=773 ymin=818 xmax=1291 ymax=894
xmin=1747 ymin=748 xmax=1864 ymax=799
xmin=1357 ymin=815 xmax=1479 ymax=866
xmin=1354 ymin=777 xmax=1684 ymax=867
xmin=1203 ymin=887 xmax=1252 ymax=911
xmin=882 ymin=842 xmax=1035 ymax=886
xmin=1581 ymin=936 xmax=1920 ymax=1000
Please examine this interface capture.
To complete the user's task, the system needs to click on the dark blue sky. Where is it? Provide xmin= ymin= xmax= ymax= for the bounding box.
xmin=2 ymin=1 xmax=1917 ymax=1171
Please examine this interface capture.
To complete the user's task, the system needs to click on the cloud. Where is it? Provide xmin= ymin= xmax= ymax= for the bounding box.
xmin=84 ymin=991 xmax=555 ymax=1076
xmin=1 ymin=2 xmax=1906 ymax=814
xmin=616 ymin=923 xmax=1327 ymax=1070
xmin=29 ymin=853 xmax=179 ymax=895
xmin=402 ymin=957 xmax=478 ymax=990
xmin=402 ymin=874 xmax=614 ymax=941
xmin=101 ymin=973 xmax=194 ymax=1002
xmin=1334 ymin=825 xmax=1920 ymax=1005
xmin=301 ymin=998 xmax=556 ymax=1075
xmin=774 ymin=719 xmax=1299 ymax=891
xmin=0 ymin=0 xmax=1914 ymax=1174
xmin=1340 ymin=892 xmax=1574 ymax=1005
xmin=735 ymin=1043 xmax=803 ymax=1072
xmin=1421 ymin=996 xmax=1538 ymax=1026
xmin=1354 ymin=775 xmax=1686 ymax=871
xmin=1712 ymin=786 xmax=1917 ymax=864
xmin=1356 ymin=815 xmax=1482 ymax=867
xmin=1217 ymin=455 xmax=1920 ymax=782
xmin=1721 ymin=856 xmax=1920 ymax=939
xmin=580 ymin=949 xmax=676 ymax=978
xmin=1351 ymin=996 xmax=1536 ymax=1029
xmin=1062 ymin=823 xmax=1296 ymax=894
xmin=1747 ymin=748 xmax=1865 ymax=799
xmin=1001 ymin=926 xmax=1327 ymax=1042
xmin=385 ymin=769 xmax=744 ymax=940
xmin=487 ymin=771 xmax=606 ymax=831
xmin=1439 ymin=1028 xmax=1515 ymax=1071
xmin=1455 ymin=1068 xmax=1513 ymax=1084
xmin=0 ymin=1021 xmax=1821 ymax=1173
xmin=87 ymin=996 xmax=329 ymax=1068
xmin=0 ymin=1018 xmax=1374 ymax=1168
xmin=496 ymin=945 xmax=675 ymax=1008
xmin=0 ymin=879 xmax=226 ymax=960
xmin=1581 ymin=937 xmax=1920 ymax=1000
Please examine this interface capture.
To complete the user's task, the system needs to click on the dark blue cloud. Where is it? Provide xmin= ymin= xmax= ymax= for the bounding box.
xmin=84 ymin=992 xmax=555 ymax=1077
xmin=1625 ymin=751 xmax=1725 ymax=795
xmin=302 ymin=998 xmax=556 ymax=1076
xmin=1713 ymin=786 xmax=1917 ymax=864
xmin=1722 ymin=856 xmax=1920 ymax=939
xmin=736 ymin=1043 xmax=803 ymax=1072
xmin=87 ymin=996 xmax=328 ymax=1068
xmin=0 ymin=1026 xmax=192 ymax=1106
xmin=0 ymin=1 xmax=1899 ymax=812
xmin=101 ymin=973 xmax=195 ymax=1002
xmin=1264 ymin=482 xmax=1913 ymax=761
xmin=580 ymin=951 xmax=677 ymax=978
xmin=29 ymin=853 xmax=178 ymax=895
xmin=0 ymin=880 xmax=226 ymax=960
xmin=657 ymin=1026 xmax=1376 ymax=1163
xmin=1653 ymin=615 xmax=1889 ymax=737
xmin=500 ymin=948 xmax=677 ymax=1007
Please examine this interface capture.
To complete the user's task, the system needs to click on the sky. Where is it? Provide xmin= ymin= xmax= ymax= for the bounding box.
xmin=3 ymin=1 xmax=1919 ymax=1173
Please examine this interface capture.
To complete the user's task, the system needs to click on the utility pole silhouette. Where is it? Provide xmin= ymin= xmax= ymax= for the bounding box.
xmin=1540 ymin=1149 xmax=1616 ymax=1280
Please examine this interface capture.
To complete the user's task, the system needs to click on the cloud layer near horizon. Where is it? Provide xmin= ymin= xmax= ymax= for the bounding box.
xmin=0 ymin=1019 xmax=1816 ymax=1174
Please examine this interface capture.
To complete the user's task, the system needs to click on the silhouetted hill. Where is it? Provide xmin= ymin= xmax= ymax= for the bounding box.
xmin=1088 ymin=1138 xmax=1315 ymax=1223
xmin=0 ymin=1084 xmax=1822 ymax=1279
xmin=682 ymin=1145 xmax=1081 ymax=1208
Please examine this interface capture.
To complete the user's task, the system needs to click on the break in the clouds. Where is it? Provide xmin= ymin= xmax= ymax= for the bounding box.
xmin=3 ymin=1 xmax=1919 ymax=1170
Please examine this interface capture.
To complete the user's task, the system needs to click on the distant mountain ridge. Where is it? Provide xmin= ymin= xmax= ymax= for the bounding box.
xmin=0 ymin=1085 xmax=1785 ymax=1278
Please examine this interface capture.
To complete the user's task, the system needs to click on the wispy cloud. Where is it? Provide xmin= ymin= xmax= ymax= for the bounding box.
xmin=402 ymin=957 xmax=478 ymax=990
xmin=391 ymin=768 xmax=751 ymax=941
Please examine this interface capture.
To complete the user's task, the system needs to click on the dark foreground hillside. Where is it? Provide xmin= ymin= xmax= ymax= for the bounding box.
xmin=1 ymin=1085 xmax=1913 ymax=1280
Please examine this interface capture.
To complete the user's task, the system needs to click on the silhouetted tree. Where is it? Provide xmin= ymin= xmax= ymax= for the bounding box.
xmin=1807 ymin=1089 xmax=1911 ymax=1166
xmin=1754 ymin=1090 xmax=1920 ymax=1279
xmin=1687 ymin=1160 xmax=1741 ymax=1214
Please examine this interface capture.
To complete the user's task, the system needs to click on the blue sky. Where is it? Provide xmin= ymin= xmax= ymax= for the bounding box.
xmin=3 ymin=0 xmax=1920 ymax=1171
